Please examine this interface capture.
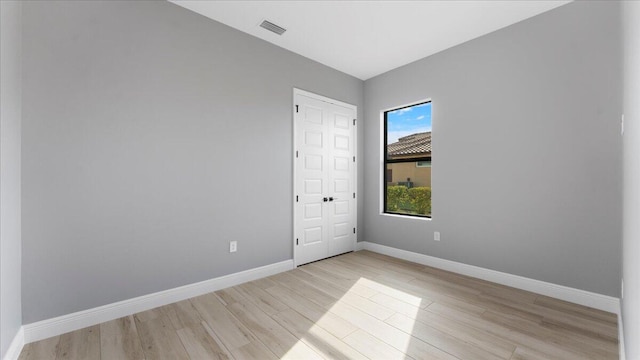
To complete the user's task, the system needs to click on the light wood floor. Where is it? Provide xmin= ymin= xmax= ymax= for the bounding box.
xmin=19 ymin=250 xmax=619 ymax=360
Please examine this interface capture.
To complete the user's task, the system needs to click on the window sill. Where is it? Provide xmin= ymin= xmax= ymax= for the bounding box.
xmin=380 ymin=212 xmax=432 ymax=221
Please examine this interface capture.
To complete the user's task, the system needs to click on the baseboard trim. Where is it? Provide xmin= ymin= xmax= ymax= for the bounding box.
xmin=355 ymin=241 xmax=365 ymax=251
xmin=358 ymin=241 xmax=620 ymax=314
xmin=23 ymin=259 xmax=294 ymax=344
xmin=618 ymin=305 xmax=626 ymax=360
xmin=2 ymin=326 xmax=24 ymax=360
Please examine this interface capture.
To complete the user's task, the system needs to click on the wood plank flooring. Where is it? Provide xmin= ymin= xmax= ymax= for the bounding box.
xmin=19 ymin=251 xmax=619 ymax=359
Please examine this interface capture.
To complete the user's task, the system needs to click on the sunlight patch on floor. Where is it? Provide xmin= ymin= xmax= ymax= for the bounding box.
xmin=282 ymin=276 xmax=422 ymax=358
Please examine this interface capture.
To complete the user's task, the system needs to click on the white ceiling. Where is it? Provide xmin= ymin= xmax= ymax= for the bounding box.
xmin=170 ymin=1 xmax=571 ymax=80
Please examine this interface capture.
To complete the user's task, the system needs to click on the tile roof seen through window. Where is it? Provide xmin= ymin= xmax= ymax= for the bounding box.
xmin=387 ymin=132 xmax=431 ymax=158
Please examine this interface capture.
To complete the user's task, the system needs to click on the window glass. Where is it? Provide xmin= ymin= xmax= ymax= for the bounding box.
xmin=384 ymin=102 xmax=432 ymax=217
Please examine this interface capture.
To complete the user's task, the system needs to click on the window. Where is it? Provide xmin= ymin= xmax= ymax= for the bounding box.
xmin=383 ymin=101 xmax=432 ymax=218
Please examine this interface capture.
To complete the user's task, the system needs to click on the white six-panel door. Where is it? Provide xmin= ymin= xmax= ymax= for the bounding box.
xmin=294 ymin=89 xmax=357 ymax=266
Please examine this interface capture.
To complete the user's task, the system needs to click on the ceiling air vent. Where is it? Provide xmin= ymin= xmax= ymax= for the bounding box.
xmin=260 ymin=20 xmax=286 ymax=35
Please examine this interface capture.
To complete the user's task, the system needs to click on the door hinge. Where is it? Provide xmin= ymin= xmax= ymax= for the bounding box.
xmin=353 ymin=192 xmax=355 ymax=199
xmin=296 ymin=150 xmax=299 ymax=158
xmin=295 ymin=105 xmax=299 ymax=113
xmin=353 ymin=227 xmax=356 ymax=234
xmin=353 ymin=156 xmax=356 ymax=162
xmin=353 ymin=119 xmax=356 ymax=126
xmin=296 ymin=195 xmax=299 ymax=202
xmin=296 ymin=238 xmax=299 ymax=245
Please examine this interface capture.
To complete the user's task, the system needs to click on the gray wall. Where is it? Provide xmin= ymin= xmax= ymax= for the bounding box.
xmin=21 ymin=0 xmax=363 ymax=323
xmin=363 ymin=1 xmax=622 ymax=297
xmin=622 ymin=1 xmax=640 ymax=357
xmin=0 ymin=0 xmax=23 ymax=356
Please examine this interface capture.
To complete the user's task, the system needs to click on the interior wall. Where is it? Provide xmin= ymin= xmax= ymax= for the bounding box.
xmin=622 ymin=1 xmax=640 ymax=357
xmin=21 ymin=0 xmax=363 ymax=323
xmin=363 ymin=1 xmax=622 ymax=297
xmin=0 ymin=0 xmax=23 ymax=356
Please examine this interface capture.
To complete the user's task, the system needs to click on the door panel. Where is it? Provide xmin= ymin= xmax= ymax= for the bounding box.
xmin=295 ymin=91 xmax=356 ymax=266
xmin=303 ymin=227 xmax=323 ymax=245
xmin=295 ymin=97 xmax=328 ymax=265
xmin=327 ymin=104 xmax=355 ymax=257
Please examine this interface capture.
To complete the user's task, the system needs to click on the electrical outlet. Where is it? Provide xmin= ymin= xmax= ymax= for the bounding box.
xmin=434 ymin=231 xmax=440 ymax=241
xmin=230 ymin=241 xmax=237 ymax=253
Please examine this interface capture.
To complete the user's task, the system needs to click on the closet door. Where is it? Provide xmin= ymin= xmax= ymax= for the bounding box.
xmin=326 ymin=102 xmax=356 ymax=257
xmin=294 ymin=90 xmax=356 ymax=266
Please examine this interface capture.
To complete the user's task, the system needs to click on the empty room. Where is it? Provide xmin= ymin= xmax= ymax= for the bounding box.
xmin=1 ymin=0 xmax=639 ymax=359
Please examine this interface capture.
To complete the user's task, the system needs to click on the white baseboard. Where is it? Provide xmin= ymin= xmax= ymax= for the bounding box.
xmin=2 ymin=326 xmax=24 ymax=360
xmin=358 ymin=241 xmax=620 ymax=314
xmin=23 ymin=259 xmax=294 ymax=344
xmin=355 ymin=241 xmax=365 ymax=251
xmin=619 ymin=306 xmax=626 ymax=360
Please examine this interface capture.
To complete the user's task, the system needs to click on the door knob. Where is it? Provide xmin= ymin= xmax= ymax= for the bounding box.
xmin=329 ymin=197 xmax=334 ymax=202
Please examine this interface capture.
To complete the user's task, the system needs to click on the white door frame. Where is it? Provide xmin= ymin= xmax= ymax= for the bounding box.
xmin=293 ymin=88 xmax=357 ymax=267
